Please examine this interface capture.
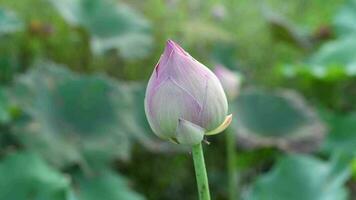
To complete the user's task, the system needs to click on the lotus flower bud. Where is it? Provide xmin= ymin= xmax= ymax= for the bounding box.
xmin=214 ymin=65 xmax=242 ymax=101
xmin=144 ymin=40 xmax=232 ymax=145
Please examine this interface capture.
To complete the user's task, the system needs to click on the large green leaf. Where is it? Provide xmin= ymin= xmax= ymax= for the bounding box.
xmin=75 ymin=170 xmax=144 ymax=200
xmin=281 ymin=0 xmax=356 ymax=80
xmin=10 ymin=62 xmax=134 ymax=168
xmin=333 ymin=0 xmax=356 ymax=37
xmin=50 ymin=0 xmax=152 ymax=59
xmin=322 ymin=113 xmax=356 ymax=156
xmin=309 ymin=36 xmax=356 ymax=76
xmin=247 ymin=154 xmax=350 ymax=200
xmin=0 ymin=152 xmax=72 ymax=200
xmin=281 ymin=36 xmax=356 ymax=80
xmin=232 ymin=89 xmax=325 ymax=152
xmin=0 ymin=7 xmax=23 ymax=35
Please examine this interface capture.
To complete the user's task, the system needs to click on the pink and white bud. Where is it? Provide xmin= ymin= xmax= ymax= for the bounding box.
xmin=144 ymin=40 xmax=232 ymax=145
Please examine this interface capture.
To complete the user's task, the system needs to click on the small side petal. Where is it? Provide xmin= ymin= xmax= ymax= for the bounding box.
xmin=205 ymin=114 xmax=232 ymax=135
xmin=176 ymin=119 xmax=205 ymax=145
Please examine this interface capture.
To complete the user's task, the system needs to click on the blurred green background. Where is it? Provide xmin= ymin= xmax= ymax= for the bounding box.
xmin=0 ymin=0 xmax=355 ymax=199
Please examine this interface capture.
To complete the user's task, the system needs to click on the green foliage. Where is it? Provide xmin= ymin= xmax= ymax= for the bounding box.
xmin=322 ymin=113 xmax=356 ymax=155
xmin=247 ymin=154 xmax=350 ymax=200
xmin=281 ymin=0 xmax=356 ymax=81
xmin=0 ymin=7 xmax=23 ymax=84
xmin=0 ymin=0 xmax=354 ymax=199
xmin=51 ymin=0 xmax=153 ymax=59
xmin=0 ymin=7 xmax=23 ymax=35
xmin=333 ymin=0 xmax=356 ymax=37
xmin=75 ymin=170 xmax=145 ymax=200
xmin=0 ymin=151 xmax=146 ymax=200
xmin=0 ymin=88 xmax=10 ymax=123
xmin=232 ymin=89 xmax=325 ymax=152
xmin=10 ymin=62 xmax=134 ymax=168
xmin=282 ymin=36 xmax=356 ymax=80
xmin=310 ymin=37 xmax=356 ymax=69
xmin=262 ymin=5 xmax=311 ymax=50
xmin=0 ymin=152 xmax=72 ymax=200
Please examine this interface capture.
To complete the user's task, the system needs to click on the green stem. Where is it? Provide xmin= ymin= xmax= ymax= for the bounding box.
xmin=192 ymin=143 xmax=211 ymax=200
xmin=226 ymin=127 xmax=238 ymax=200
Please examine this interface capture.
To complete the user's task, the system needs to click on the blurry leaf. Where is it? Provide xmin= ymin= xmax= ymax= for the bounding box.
xmin=309 ymin=36 xmax=356 ymax=75
xmin=0 ymin=88 xmax=10 ymax=123
xmin=10 ymin=62 xmax=134 ymax=168
xmin=281 ymin=36 xmax=356 ymax=80
xmin=0 ymin=7 xmax=23 ymax=35
xmin=333 ymin=0 xmax=356 ymax=37
xmin=0 ymin=152 xmax=72 ymax=200
xmin=47 ymin=0 xmax=82 ymax=25
xmin=262 ymin=5 xmax=312 ymax=50
xmin=50 ymin=0 xmax=153 ymax=59
xmin=0 ymin=13 xmax=22 ymax=83
xmin=322 ymin=113 xmax=356 ymax=156
xmin=232 ymin=89 xmax=326 ymax=152
xmin=75 ymin=170 xmax=145 ymax=200
xmin=211 ymin=43 xmax=239 ymax=68
xmin=280 ymin=0 xmax=356 ymax=80
xmin=0 ymin=50 xmax=20 ymax=84
xmin=247 ymin=154 xmax=350 ymax=200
